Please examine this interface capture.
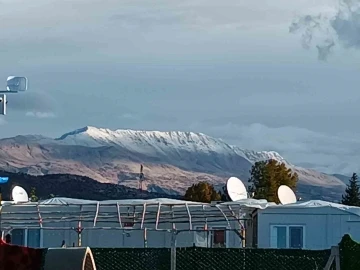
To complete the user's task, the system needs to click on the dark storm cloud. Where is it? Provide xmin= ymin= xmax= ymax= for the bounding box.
xmin=290 ymin=0 xmax=360 ymax=61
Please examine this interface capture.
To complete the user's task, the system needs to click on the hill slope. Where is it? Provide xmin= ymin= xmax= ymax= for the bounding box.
xmin=0 ymin=126 xmax=346 ymax=201
xmin=0 ymin=170 xmax=180 ymax=201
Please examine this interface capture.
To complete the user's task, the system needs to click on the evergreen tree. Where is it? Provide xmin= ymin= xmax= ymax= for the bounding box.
xmin=29 ymin=187 xmax=38 ymax=202
xmin=341 ymin=173 xmax=360 ymax=206
xmin=184 ymin=182 xmax=221 ymax=203
xmin=248 ymin=159 xmax=298 ymax=203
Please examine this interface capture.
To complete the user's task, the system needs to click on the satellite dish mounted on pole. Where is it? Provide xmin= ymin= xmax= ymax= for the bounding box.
xmin=0 ymin=76 xmax=28 ymax=115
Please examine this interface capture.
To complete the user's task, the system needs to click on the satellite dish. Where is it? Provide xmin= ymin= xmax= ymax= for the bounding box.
xmin=12 ymin=186 xmax=29 ymax=203
xmin=226 ymin=177 xmax=248 ymax=201
xmin=6 ymin=76 xmax=28 ymax=92
xmin=277 ymin=185 xmax=297 ymax=205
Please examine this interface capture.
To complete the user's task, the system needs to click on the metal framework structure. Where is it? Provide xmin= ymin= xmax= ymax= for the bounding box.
xmin=0 ymin=198 xmax=266 ymax=248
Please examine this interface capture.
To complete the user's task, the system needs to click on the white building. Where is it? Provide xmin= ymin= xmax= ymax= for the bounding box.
xmin=7 ymin=196 xmax=355 ymax=251
xmin=0 ymin=197 xmax=268 ymax=249
xmin=248 ymin=200 xmax=360 ymax=250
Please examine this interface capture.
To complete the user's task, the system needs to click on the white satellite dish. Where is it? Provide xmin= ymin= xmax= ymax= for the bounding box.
xmin=226 ymin=177 xmax=248 ymax=201
xmin=12 ymin=186 xmax=29 ymax=203
xmin=6 ymin=76 xmax=27 ymax=92
xmin=277 ymin=185 xmax=297 ymax=205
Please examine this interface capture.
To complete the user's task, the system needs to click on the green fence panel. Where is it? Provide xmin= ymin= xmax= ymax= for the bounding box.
xmin=92 ymin=248 xmax=171 ymax=270
xmin=176 ymin=247 xmax=331 ymax=270
xmin=91 ymin=247 xmax=330 ymax=270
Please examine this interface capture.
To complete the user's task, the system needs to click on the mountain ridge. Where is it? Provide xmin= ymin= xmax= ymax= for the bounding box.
xmin=0 ymin=170 xmax=181 ymax=201
xmin=0 ymin=126 xmax=347 ymax=201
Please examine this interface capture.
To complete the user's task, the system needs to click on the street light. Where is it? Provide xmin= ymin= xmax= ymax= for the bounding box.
xmin=0 ymin=76 xmax=28 ymax=115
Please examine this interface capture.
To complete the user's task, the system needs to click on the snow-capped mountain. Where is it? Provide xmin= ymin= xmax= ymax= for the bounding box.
xmin=234 ymin=148 xmax=291 ymax=166
xmin=57 ymin=126 xmax=248 ymax=156
xmin=0 ymin=126 xmax=346 ymax=201
xmin=57 ymin=126 xmax=291 ymax=165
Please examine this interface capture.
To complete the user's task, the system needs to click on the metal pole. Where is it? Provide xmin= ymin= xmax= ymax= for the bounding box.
xmin=143 ymin=228 xmax=147 ymax=248
xmin=170 ymin=229 xmax=177 ymax=270
xmin=78 ymin=205 xmax=83 ymax=247
xmin=170 ymin=205 xmax=177 ymax=270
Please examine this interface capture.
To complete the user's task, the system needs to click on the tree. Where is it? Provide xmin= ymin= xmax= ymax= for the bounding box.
xmin=248 ymin=159 xmax=298 ymax=203
xmin=184 ymin=182 xmax=221 ymax=203
xmin=219 ymin=185 xmax=230 ymax=201
xmin=341 ymin=173 xmax=360 ymax=206
xmin=29 ymin=187 xmax=38 ymax=202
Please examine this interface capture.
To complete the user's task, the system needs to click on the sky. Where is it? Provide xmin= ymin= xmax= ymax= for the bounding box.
xmin=1 ymin=0 xmax=360 ymax=175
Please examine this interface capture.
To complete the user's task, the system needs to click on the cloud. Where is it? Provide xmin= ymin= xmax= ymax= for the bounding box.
xmin=191 ymin=122 xmax=360 ymax=175
xmin=107 ymin=1 xmax=293 ymax=31
xmin=8 ymin=91 xmax=57 ymax=116
xmin=331 ymin=0 xmax=360 ymax=49
xmin=25 ymin=111 xmax=56 ymax=119
xmin=119 ymin=113 xmax=138 ymax=120
xmin=0 ymin=0 xmax=323 ymax=65
xmin=116 ymin=111 xmax=179 ymax=130
xmin=290 ymin=0 xmax=360 ymax=61
xmin=8 ymin=91 xmax=57 ymax=112
xmin=0 ymin=116 xmax=6 ymax=125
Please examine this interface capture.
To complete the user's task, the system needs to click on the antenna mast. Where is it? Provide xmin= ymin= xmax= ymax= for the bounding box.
xmin=138 ymin=164 xmax=145 ymax=192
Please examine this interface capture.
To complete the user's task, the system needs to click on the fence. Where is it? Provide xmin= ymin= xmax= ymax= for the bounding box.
xmin=3 ymin=234 xmax=360 ymax=270
xmin=92 ymin=247 xmax=331 ymax=270
xmin=91 ymin=235 xmax=360 ymax=270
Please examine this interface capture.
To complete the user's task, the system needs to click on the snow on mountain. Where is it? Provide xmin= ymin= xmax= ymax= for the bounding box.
xmin=56 ymin=126 xmax=289 ymax=165
xmin=57 ymin=126 xmax=236 ymax=154
xmin=0 ymin=126 xmax=346 ymax=201
xmin=55 ymin=126 xmax=345 ymax=185
xmin=234 ymin=148 xmax=291 ymax=166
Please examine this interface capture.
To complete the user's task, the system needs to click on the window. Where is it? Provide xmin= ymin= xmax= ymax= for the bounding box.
xmin=193 ymin=226 xmax=228 ymax=248
xmin=193 ymin=226 xmax=210 ymax=247
xmin=27 ymin=229 xmax=41 ymax=248
xmin=270 ymin=225 xmax=305 ymax=249
xmin=122 ymin=217 xmax=135 ymax=228
xmin=289 ymin=227 xmax=303 ymax=249
xmin=211 ymin=227 xmax=227 ymax=248
xmin=8 ymin=228 xmax=41 ymax=248
xmin=123 ymin=221 xmax=134 ymax=227
xmin=11 ymin=229 xmax=25 ymax=246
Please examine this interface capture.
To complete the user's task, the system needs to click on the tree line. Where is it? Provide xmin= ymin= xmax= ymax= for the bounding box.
xmin=184 ymin=159 xmax=360 ymax=206
xmin=184 ymin=159 xmax=298 ymax=203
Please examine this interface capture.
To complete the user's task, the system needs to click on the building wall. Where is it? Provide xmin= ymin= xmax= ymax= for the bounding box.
xmin=39 ymin=220 xmax=243 ymax=248
xmin=1 ymin=204 xmax=243 ymax=248
xmin=256 ymin=206 xmax=360 ymax=250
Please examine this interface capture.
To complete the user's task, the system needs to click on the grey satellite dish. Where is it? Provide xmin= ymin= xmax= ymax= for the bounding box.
xmin=12 ymin=185 xmax=29 ymax=203
xmin=7 ymin=76 xmax=27 ymax=92
xmin=226 ymin=177 xmax=248 ymax=201
xmin=277 ymin=185 xmax=297 ymax=205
